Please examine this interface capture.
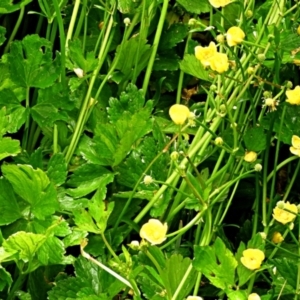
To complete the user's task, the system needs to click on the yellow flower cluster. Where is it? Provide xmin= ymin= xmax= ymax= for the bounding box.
xmin=290 ymin=135 xmax=300 ymax=157
xmin=140 ymin=219 xmax=168 ymax=245
xmin=195 ymin=42 xmax=229 ymax=74
xmin=240 ymin=248 xmax=265 ymax=270
xmin=273 ymin=201 xmax=297 ymax=224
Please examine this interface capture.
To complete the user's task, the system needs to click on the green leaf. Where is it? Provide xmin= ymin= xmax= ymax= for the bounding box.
xmin=117 ymin=0 xmax=141 ymax=13
xmin=63 ymin=229 xmax=88 ymax=248
xmin=0 ymin=137 xmax=21 ymax=160
xmin=159 ymin=23 xmax=188 ymax=50
xmin=243 ymin=126 xmax=266 ymax=151
xmin=0 ymin=89 xmax=28 ymax=133
xmin=114 ymin=38 xmax=151 ymax=82
xmin=0 ymin=26 xmax=6 ymax=45
xmin=161 ymin=254 xmax=197 ymax=299
xmin=271 ymin=258 xmax=298 ymax=289
xmin=37 ymin=236 xmax=73 ymax=265
xmin=2 ymin=231 xmax=45 ymax=268
xmin=7 ymin=34 xmax=59 ymax=88
xmin=180 ymin=54 xmax=212 ymax=81
xmin=193 ymin=237 xmax=238 ymax=289
xmin=2 ymin=164 xmax=59 ymax=220
xmin=0 ymin=265 xmax=12 ymax=292
xmin=226 ymin=289 xmax=247 ymax=300
xmin=73 ymin=174 xmax=115 ymax=234
xmin=48 ymin=256 xmax=124 ymax=299
xmin=68 ymin=39 xmax=98 ymax=73
xmin=47 ymin=153 xmax=68 ymax=186
xmin=153 ymin=51 xmax=180 ymax=71
xmin=176 ymin=0 xmax=210 ymax=13
xmin=67 ymin=164 xmax=113 ymax=198
xmin=0 ymin=0 xmax=32 ymax=13
xmin=0 ymin=178 xmax=21 ymax=225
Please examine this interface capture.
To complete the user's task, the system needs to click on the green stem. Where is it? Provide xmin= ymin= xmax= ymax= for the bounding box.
xmin=282 ymin=159 xmax=300 ymax=201
xmin=172 ymin=264 xmax=193 ymax=300
xmin=53 ymin=124 xmax=58 ymax=154
xmin=142 ymin=0 xmax=168 ymax=95
xmin=101 ymin=232 xmax=120 ymax=262
xmin=52 ymin=0 xmax=66 ymax=85
xmin=7 ymin=273 xmax=26 ymax=300
xmin=295 ymin=218 xmax=300 ymax=299
xmin=66 ymin=0 xmax=81 ymax=47
xmin=4 ymin=7 xmax=25 ymax=53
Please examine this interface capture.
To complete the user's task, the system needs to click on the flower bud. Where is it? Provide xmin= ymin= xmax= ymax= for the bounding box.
xmin=74 ymin=68 xmax=84 ymax=78
xmin=297 ymin=25 xmax=300 ymax=35
xmin=286 ymin=81 xmax=293 ymax=89
xmin=272 ymin=232 xmax=284 ymax=244
xmin=210 ymin=84 xmax=217 ymax=91
xmin=257 ymin=54 xmax=265 ymax=62
xmin=215 ymin=137 xmax=223 ymax=145
xmin=215 ymin=34 xmax=225 ymax=44
xmin=254 ymin=164 xmax=262 ymax=172
xmin=268 ymin=34 xmax=274 ymax=41
xmin=248 ymin=293 xmax=261 ymax=300
xmin=247 ymin=67 xmax=255 ymax=75
xmin=289 ymin=222 xmax=294 ymax=230
xmin=124 ymin=18 xmax=131 ymax=26
xmin=263 ymin=91 xmax=272 ymax=98
xmin=170 ymin=151 xmax=179 ymax=161
xmin=244 ymin=151 xmax=257 ymax=163
xmin=245 ymin=10 xmax=253 ymax=18
xmin=143 ymin=175 xmax=153 ymax=185
xmin=276 ymin=200 xmax=285 ymax=209
xmin=259 ymin=232 xmax=266 ymax=240
xmin=188 ymin=18 xmax=197 ymax=26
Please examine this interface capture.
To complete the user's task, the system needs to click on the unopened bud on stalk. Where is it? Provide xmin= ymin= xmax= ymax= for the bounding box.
xmin=259 ymin=232 xmax=266 ymax=240
xmin=210 ymin=84 xmax=217 ymax=92
xmin=286 ymin=81 xmax=293 ymax=89
xmin=257 ymin=54 xmax=266 ymax=62
xmin=268 ymin=34 xmax=274 ymax=41
xmin=247 ymin=67 xmax=255 ymax=75
xmin=143 ymin=175 xmax=153 ymax=185
xmin=170 ymin=151 xmax=179 ymax=161
xmin=215 ymin=137 xmax=223 ymax=145
xmin=276 ymin=200 xmax=285 ymax=209
xmin=254 ymin=164 xmax=262 ymax=172
xmin=245 ymin=10 xmax=253 ymax=18
xmin=188 ymin=18 xmax=197 ymax=26
xmin=263 ymin=91 xmax=272 ymax=98
xmin=297 ymin=25 xmax=300 ymax=35
xmin=215 ymin=34 xmax=225 ymax=44
xmin=124 ymin=18 xmax=131 ymax=26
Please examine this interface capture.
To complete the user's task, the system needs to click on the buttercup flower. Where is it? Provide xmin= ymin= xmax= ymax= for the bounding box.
xmin=263 ymin=98 xmax=279 ymax=112
xmin=186 ymin=297 xmax=203 ymax=300
xmin=209 ymin=52 xmax=229 ymax=73
xmin=273 ymin=201 xmax=297 ymax=224
xmin=195 ymin=42 xmax=217 ymax=67
xmin=272 ymin=232 xmax=284 ymax=244
xmin=240 ymin=249 xmax=265 ymax=270
xmin=286 ymin=86 xmax=300 ymax=105
xmin=248 ymin=293 xmax=261 ymax=300
xmin=226 ymin=26 xmax=245 ymax=47
xmin=209 ymin=0 xmax=231 ymax=8
xmin=169 ymin=104 xmax=190 ymax=125
xmin=290 ymin=135 xmax=300 ymax=157
xmin=140 ymin=219 xmax=168 ymax=245
xmin=244 ymin=151 xmax=257 ymax=163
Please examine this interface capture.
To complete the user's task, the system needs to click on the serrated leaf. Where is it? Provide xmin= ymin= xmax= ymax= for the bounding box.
xmin=68 ymin=39 xmax=98 ymax=73
xmin=226 ymin=289 xmax=247 ymax=300
xmin=180 ymin=54 xmax=212 ymax=81
xmin=48 ymin=256 xmax=124 ymax=299
xmin=153 ymin=51 xmax=180 ymax=71
xmin=161 ymin=254 xmax=197 ymax=299
xmin=67 ymin=164 xmax=113 ymax=198
xmin=0 ymin=137 xmax=21 ymax=160
xmin=2 ymin=164 xmax=59 ymax=220
xmin=0 ymin=26 xmax=6 ymax=45
xmin=7 ymin=34 xmax=59 ymax=88
xmin=47 ymin=153 xmax=68 ymax=186
xmin=193 ymin=237 xmax=237 ymax=289
xmin=0 ymin=265 xmax=12 ymax=291
xmin=0 ymin=89 xmax=28 ymax=133
xmin=37 ymin=236 xmax=73 ymax=266
xmin=63 ymin=229 xmax=88 ymax=248
xmin=176 ymin=0 xmax=210 ymax=13
xmin=159 ymin=23 xmax=188 ymax=50
xmin=2 ymin=231 xmax=45 ymax=264
xmin=117 ymin=0 xmax=141 ymax=13
xmin=0 ymin=178 xmax=21 ymax=225
xmin=243 ymin=126 xmax=266 ymax=151
xmin=0 ymin=0 xmax=32 ymax=13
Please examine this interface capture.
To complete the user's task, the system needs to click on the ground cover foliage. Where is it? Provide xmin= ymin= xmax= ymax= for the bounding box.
xmin=1 ymin=0 xmax=300 ymax=299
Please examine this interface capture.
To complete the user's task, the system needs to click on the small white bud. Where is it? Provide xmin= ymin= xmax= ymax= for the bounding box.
xmin=143 ymin=175 xmax=153 ymax=185
xmin=254 ymin=164 xmax=262 ymax=172
xmin=74 ymin=68 xmax=84 ymax=78
xmin=124 ymin=18 xmax=131 ymax=26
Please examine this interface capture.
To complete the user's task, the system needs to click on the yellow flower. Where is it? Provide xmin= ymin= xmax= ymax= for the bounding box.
xmin=186 ymin=297 xmax=203 ymax=300
xmin=272 ymin=232 xmax=284 ymax=244
xmin=244 ymin=151 xmax=257 ymax=163
xmin=209 ymin=52 xmax=229 ymax=74
xmin=273 ymin=201 xmax=297 ymax=225
xmin=286 ymin=86 xmax=300 ymax=105
xmin=169 ymin=104 xmax=190 ymax=125
xmin=240 ymin=249 xmax=265 ymax=270
xmin=290 ymin=135 xmax=300 ymax=157
xmin=195 ymin=42 xmax=217 ymax=67
xmin=140 ymin=219 xmax=168 ymax=245
xmin=226 ymin=26 xmax=245 ymax=47
xmin=209 ymin=0 xmax=231 ymax=8
xmin=248 ymin=293 xmax=261 ymax=300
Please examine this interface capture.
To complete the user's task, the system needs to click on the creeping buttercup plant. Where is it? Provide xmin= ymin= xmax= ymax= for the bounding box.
xmin=1 ymin=0 xmax=300 ymax=299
